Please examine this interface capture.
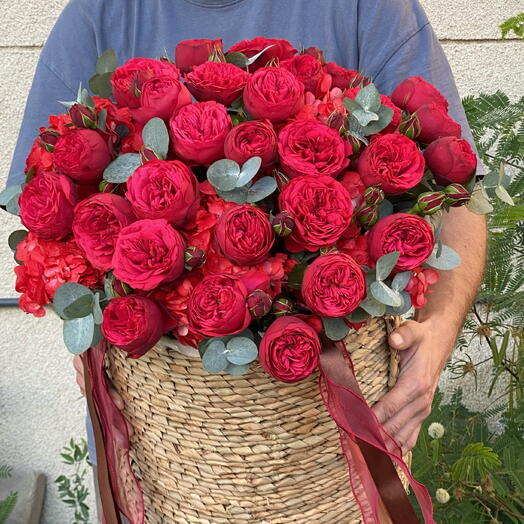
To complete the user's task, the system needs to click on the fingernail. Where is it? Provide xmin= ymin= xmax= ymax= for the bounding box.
xmin=390 ymin=333 xmax=404 ymax=347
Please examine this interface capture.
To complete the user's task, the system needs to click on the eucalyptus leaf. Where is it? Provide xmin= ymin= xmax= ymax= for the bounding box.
xmin=103 ymin=153 xmax=141 ymax=183
xmin=88 ymin=72 xmax=114 ymax=98
xmin=80 ymin=88 xmax=94 ymax=109
xmin=391 ymin=271 xmax=412 ymax=292
xmin=225 ymin=52 xmax=249 ymax=68
xmin=352 ymin=108 xmax=379 ymax=127
xmin=224 ymin=363 xmax=251 ymax=376
xmin=237 ymin=156 xmax=262 ymax=187
xmin=0 ymin=185 xmax=22 ymax=206
xmin=54 ymin=283 xmax=94 ymax=320
xmin=376 ymin=251 xmax=400 ymax=281
xmin=142 ymin=117 xmax=170 ymax=159
xmin=63 ymin=294 xmax=95 ymax=319
xmin=362 ymin=106 xmax=394 ymax=135
xmin=287 ymin=262 xmax=307 ymax=290
xmin=91 ymin=323 xmax=103 ymax=347
xmin=385 ymin=291 xmax=412 ymax=316
xmin=378 ymin=199 xmax=394 ymax=218
xmin=322 ymin=317 xmax=350 ymax=341
xmin=226 ymin=337 xmax=259 ymax=365
xmin=347 ymin=308 xmax=369 ymax=323
xmin=63 ymin=315 xmax=96 ymax=355
xmin=355 ymin=84 xmax=381 ymax=112
xmin=198 ymin=338 xmax=212 ymax=359
xmin=97 ymin=109 xmax=108 ymax=132
xmin=343 ymin=97 xmax=361 ymax=113
xmin=202 ymin=339 xmax=228 ymax=373
xmin=8 ymin=230 xmax=27 ymax=253
xmin=467 ymin=184 xmax=494 ymax=214
xmin=207 ymin=159 xmax=241 ymax=191
xmin=95 ymin=49 xmax=118 ymax=75
xmin=425 ymin=244 xmax=461 ymax=270
xmin=495 ymin=185 xmax=514 ymax=206
xmin=93 ymin=292 xmax=103 ymax=325
xmin=246 ymin=176 xmax=277 ymax=203
xmin=370 ymin=280 xmax=402 ymax=307
xmin=216 ymin=186 xmax=249 ymax=204
xmin=5 ymin=195 xmax=20 ymax=216
xmin=360 ymin=296 xmax=386 ymax=317
xmin=236 ymin=328 xmax=255 ymax=341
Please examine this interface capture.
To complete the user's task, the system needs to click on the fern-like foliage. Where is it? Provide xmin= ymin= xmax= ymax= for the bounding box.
xmin=0 ymin=465 xmax=12 ymax=480
xmin=500 ymin=13 xmax=524 ymax=39
xmin=0 ymin=493 xmax=18 ymax=524
xmin=451 ymin=443 xmax=502 ymax=482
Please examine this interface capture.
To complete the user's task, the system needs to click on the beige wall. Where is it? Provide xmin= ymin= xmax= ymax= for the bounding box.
xmin=0 ymin=1 xmax=523 ymax=522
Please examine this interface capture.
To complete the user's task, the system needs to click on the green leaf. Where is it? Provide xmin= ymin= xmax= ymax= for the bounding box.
xmin=225 ymin=51 xmax=249 ymax=68
xmin=346 ymin=308 xmax=369 ymax=323
xmin=142 ymin=117 xmax=170 ymax=159
xmin=237 ymin=156 xmax=262 ymax=187
xmin=225 ymin=337 xmax=259 ymax=365
xmin=246 ymin=176 xmax=277 ymax=203
xmin=391 ymin=271 xmax=412 ymax=292
xmin=425 ymin=244 xmax=461 ymax=270
xmin=207 ymin=159 xmax=241 ymax=191
xmin=287 ymin=262 xmax=307 ymax=290
xmin=370 ymin=280 xmax=402 ymax=307
xmin=0 ymin=492 xmax=18 ymax=522
xmin=495 ymin=184 xmax=515 ymax=206
xmin=93 ymin=292 xmax=103 ymax=325
xmin=8 ymin=230 xmax=27 ymax=253
xmin=54 ymin=283 xmax=94 ymax=320
xmin=385 ymin=291 xmax=412 ymax=316
xmin=90 ymin=324 xmax=102 ymax=348
xmin=88 ymin=72 xmax=113 ymax=98
xmin=0 ymin=185 xmax=22 ymax=206
xmin=95 ymin=49 xmax=118 ymax=75
xmin=375 ymin=251 xmax=400 ymax=281
xmin=352 ymin=108 xmax=379 ymax=127
xmin=97 ymin=109 xmax=107 ymax=132
xmin=215 ymin=186 xmax=249 ymax=204
xmin=359 ymin=296 xmax=386 ymax=317
xmin=355 ymin=83 xmax=381 ymax=112
xmin=103 ymin=153 xmax=141 ymax=183
xmin=5 ymin=194 xmax=21 ymax=216
xmin=201 ymin=339 xmax=228 ymax=373
xmin=79 ymin=88 xmax=94 ymax=109
xmin=451 ymin=442 xmax=501 ymax=482
xmin=224 ymin=362 xmax=251 ymax=376
xmin=63 ymin=294 xmax=95 ymax=319
xmin=322 ymin=317 xmax=350 ymax=341
xmin=343 ymin=97 xmax=361 ymax=113
xmin=362 ymin=105 xmax=394 ymax=135
xmin=467 ymin=183 xmax=494 ymax=214
xmin=378 ymin=199 xmax=394 ymax=218
xmin=63 ymin=315 xmax=95 ymax=354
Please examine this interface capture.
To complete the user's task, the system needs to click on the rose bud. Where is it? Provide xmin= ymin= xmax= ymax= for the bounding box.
xmin=271 ymin=211 xmax=295 ymax=237
xmin=413 ymin=191 xmax=446 ymax=216
xmin=215 ymin=204 xmax=275 ymax=266
xmin=369 ymin=213 xmax=435 ymax=271
xmin=19 ymin=172 xmax=78 ymax=240
xmin=228 ymin=37 xmax=297 ymax=72
xmin=324 ymin=62 xmax=368 ymax=90
xmin=53 ymin=129 xmax=112 ymax=185
xmin=170 ymin=101 xmax=232 ymax=166
xmin=184 ymin=246 xmax=206 ymax=270
xmin=444 ymin=183 xmax=471 ymax=207
xmin=303 ymin=46 xmax=325 ymax=64
xmin=69 ymin=104 xmax=97 ymax=129
xmin=188 ymin=274 xmax=251 ymax=337
xmin=113 ymin=218 xmax=185 ymax=291
xmin=302 ymin=253 xmax=366 ymax=317
xmin=281 ymin=54 xmax=323 ymax=94
xmin=140 ymin=147 xmax=163 ymax=164
xmin=102 ymin=295 xmax=164 ymax=358
xmin=357 ymin=133 xmax=425 ymax=195
xmin=399 ymin=112 xmax=421 ymax=140
xmin=243 ymin=67 xmax=305 ymax=123
xmin=424 ymin=136 xmax=477 ymax=186
xmin=247 ymin=289 xmax=273 ymax=318
xmin=39 ymin=129 xmax=60 ymax=152
xmin=391 ymin=76 xmax=449 ymax=114
xmin=259 ymin=316 xmax=321 ymax=383
xmin=272 ymin=297 xmax=294 ymax=317
xmin=175 ymin=38 xmax=223 ymax=74
xmin=327 ymin=112 xmax=346 ymax=132
xmin=414 ymin=104 xmax=462 ymax=144
xmin=356 ymin=203 xmax=379 ymax=227
xmin=364 ymin=186 xmax=385 ymax=206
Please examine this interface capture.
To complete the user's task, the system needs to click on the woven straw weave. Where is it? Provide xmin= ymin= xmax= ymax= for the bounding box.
xmin=106 ymin=316 xmax=403 ymax=524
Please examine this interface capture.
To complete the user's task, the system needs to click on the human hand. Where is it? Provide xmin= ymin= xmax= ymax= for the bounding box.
xmin=372 ymin=319 xmax=454 ymax=455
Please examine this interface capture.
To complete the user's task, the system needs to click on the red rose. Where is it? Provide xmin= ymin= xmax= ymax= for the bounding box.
xmin=224 ymin=120 xmax=277 ymax=168
xmin=53 ymin=129 xmax=111 ymax=184
xmin=243 ymin=67 xmax=305 ymax=122
xmin=126 ymin=159 xmax=200 ymax=227
xmin=113 ymin=218 xmax=185 ymax=290
xmin=170 ymin=101 xmax=232 ymax=166
xmin=228 ymin=37 xmax=297 ymax=71
xmin=175 ymin=38 xmax=223 ymax=74
xmin=324 ymin=62 xmax=368 ymax=90
xmin=338 ymin=170 xmax=366 ymax=208
xmin=102 ymin=295 xmax=164 ymax=358
xmin=215 ymin=204 xmax=275 ymax=266
xmin=368 ymin=213 xmax=435 ymax=271
xmin=187 ymin=274 xmax=251 ymax=337
xmin=391 ymin=76 xmax=449 ymax=113
xmin=278 ymin=120 xmax=351 ymax=178
xmin=19 ymin=173 xmax=78 ymax=240
xmin=424 ymin=136 xmax=477 ymax=186
xmin=25 ymin=138 xmax=54 ymax=177
xmin=405 ymin=267 xmax=439 ymax=308
xmin=337 ymin=233 xmax=370 ymax=266
xmin=72 ymin=193 xmax=136 ymax=271
xmin=185 ymin=61 xmax=250 ymax=106
xmin=279 ymin=175 xmax=353 ymax=252
xmin=281 ymin=54 xmax=323 ymax=94
xmin=415 ymin=104 xmax=462 ymax=144
xmin=302 ymin=253 xmax=366 ymax=317
xmin=259 ymin=316 xmax=321 ymax=383
xmin=358 ymin=133 xmax=425 ymax=195
xmin=110 ymin=58 xmax=180 ymax=108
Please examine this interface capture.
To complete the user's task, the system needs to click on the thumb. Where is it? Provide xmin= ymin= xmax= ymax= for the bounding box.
xmin=388 ymin=320 xmax=425 ymax=350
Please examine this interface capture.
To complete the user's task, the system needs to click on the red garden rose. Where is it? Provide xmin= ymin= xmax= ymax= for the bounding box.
xmin=357 ymin=133 xmax=425 ymax=195
xmin=302 ymin=253 xmax=366 ymax=317
xmin=324 ymin=62 xmax=368 ymax=90
xmin=391 ymin=76 xmax=449 ymax=113
xmin=101 ymin=295 xmax=165 ymax=358
xmin=19 ymin=173 xmax=78 ymax=240
xmin=259 ymin=316 xmax=321 ymax=383
xmin=368 ymin=213 xmax=435 ymax=271
xmin=175 ymin=38 xmax=223 ymax=74
xmin=126 ymin=159 xmax=200 ymax=227
xmin=113 ymin=218 xmax=185 ymax=290
xmin=424 ymin=136 xmax=477 ymax=186
xmin=228 ymin=37 xmax=297 ymax=71
xmin=111 ymin=58 xmax=180 ymax=108
xmin=224 ymin=119 xmax=277 ymax=168
xmin=53 ymin=129 xmax=111 ymax=184
xmin=185 ymin=61 xmax=250 ymax=106
xmin=72 ymin=193 xmax=136 ymax=271
xmin=405 ymin=267 xmax=439 ymax=308
xmin=215 ymin=204 xmax=275 ymax=265
xmin=279 ymin=175 xmax=353 ymax=252
xmin=187 ymin=274 xmax=251 ymax=337
xmin=415 ymin=104 xmax=462 ymax=144
xmin=243 ymin=67 xmax=305 ymax=122
xmin=278 ymin=120 xmax=351 ymax=178
xmin=281 ymin=54 xmax=323 ymax=94
xmin=170 ymin=101 xmax=232 ymax=166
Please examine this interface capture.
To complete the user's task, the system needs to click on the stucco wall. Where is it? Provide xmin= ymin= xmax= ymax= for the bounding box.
xmin=0 ymin=1 xmax=522 ymax=522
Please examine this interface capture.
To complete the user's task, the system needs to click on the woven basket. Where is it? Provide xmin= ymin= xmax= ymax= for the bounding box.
xmin=105 ymin=316 xmax=404 ymax=524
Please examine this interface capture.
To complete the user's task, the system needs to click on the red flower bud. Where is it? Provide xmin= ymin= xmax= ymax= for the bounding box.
xmin=184 ymin=246 xmax=206 ymax=270
xmin=364 ymin=186 xmax=385 ymax=206
xmin=140 ymin=147 xmax=163 ymax=164
xmin=247 ymin=289 xmax=273 ymax=318
xmin=70 ymin=104 xmax=97 ymax=129
xmin=271 ymin=211 xmax=295 ymax=237
xmin=356 ymin=204 xmax=379 ymax=227
xmin=398 ymin=112 xmax=421 ymax=140
xmin=443 ymin=183 xmax=471 ymax=207
xmin=39 ymin=129 xmax=61 ymax=152
xmin=327 ymin=112 xmax=346 ymax=132
xmin=414 ymin=191 xmax=446 ymax=215
xmin=272 ymin=297 xmax=294 ymax=317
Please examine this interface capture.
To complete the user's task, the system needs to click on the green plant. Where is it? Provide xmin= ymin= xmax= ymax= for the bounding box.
xmin=55 ymin=438 xmax=91 ymax=524
xmin=0 ymin=465 xmax=18 ymax=524
xmin=500 ymin=13 xmax=524 ymax=40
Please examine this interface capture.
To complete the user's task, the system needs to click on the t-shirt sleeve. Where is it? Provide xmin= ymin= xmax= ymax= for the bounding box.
xmin=6 ymin=0 xmax=100 ymax=187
